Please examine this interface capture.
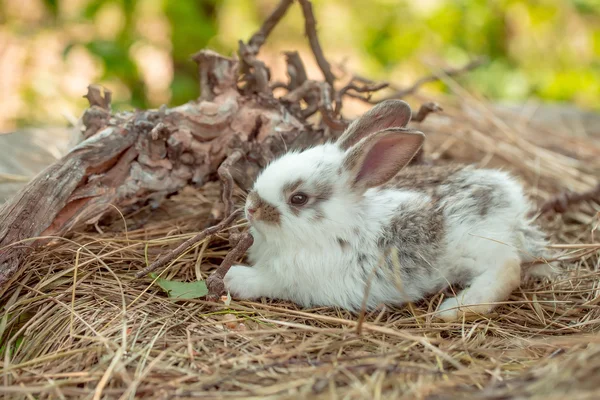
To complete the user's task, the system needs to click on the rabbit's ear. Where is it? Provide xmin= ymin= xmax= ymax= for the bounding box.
xmin=336 ymin=100 xmax=412 ymax=150
xmin=342 ymin=128 xmax=424 ymax=191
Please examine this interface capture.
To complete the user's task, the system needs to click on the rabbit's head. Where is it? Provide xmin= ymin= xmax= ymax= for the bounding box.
xmin=245 ymin=100 xmax=425 ymax=242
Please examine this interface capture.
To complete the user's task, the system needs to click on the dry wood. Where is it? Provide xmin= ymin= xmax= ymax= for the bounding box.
xmin=298 ymin=0 xmax=336 ymax=89
xmin=206 ymin=232 xmax=254 ymax=299
xmin=539 ymin=182 xmax=600 ymax=214
xmin=133 ymin=210 xmax=241 ymax=279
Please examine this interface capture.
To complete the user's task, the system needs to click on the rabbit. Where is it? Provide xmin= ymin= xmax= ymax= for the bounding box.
xmin=224 ymin=99 xmax=556 ymax=321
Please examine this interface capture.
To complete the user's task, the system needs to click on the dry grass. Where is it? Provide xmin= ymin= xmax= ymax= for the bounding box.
xmin=1 ymin=91 xmax=599 ymax=399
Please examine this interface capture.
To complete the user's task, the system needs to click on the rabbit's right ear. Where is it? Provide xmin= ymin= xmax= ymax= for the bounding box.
xmin=336 ymin=100 xmax=412 ymax=150
xmin=342 ymin=128 xmax=424 ymax=192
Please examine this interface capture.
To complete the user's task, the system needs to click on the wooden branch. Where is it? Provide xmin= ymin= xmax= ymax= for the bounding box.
xmin=282 ymin=80 xmax=347 ymax=130
xmin=412 ymin=102 xmax=443 ymax=122
xmin=284 ymin=51 xmax=308 ymax=90
xmin=134 ymin=211 xmax=242 ymax=278
xmin=247 ymin=0 xmax=294 ymax=52
xmin=539 ymin=183 xmax=600 ymax=214
xmin=206 ymin=232 xmax=254 ymax=300
xmin=238 ymin=0 xmax=294 ymax=95
xmin=83 ymin=84 xmax=112 ymax=110
xmin=298 ymin=0 xmax=336 ymax=89
xmin=380 ymin=58 xmax=485 ymax=101
xmin=218 ymin=151 xmax=244 ymax=218
xmin=192 ymin=50 xmax=239 ymax=100
xmin=335 ymin=78 xmax=389 ymax=115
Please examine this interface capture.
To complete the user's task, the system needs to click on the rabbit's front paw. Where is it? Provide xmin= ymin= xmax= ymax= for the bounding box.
xmin=437 ymin=295 xmax=492 ymax=322
xmin=437 ymin=297 xmax=462 ymax=321
xmin=224 ymin=265 xmax=269 ymax=300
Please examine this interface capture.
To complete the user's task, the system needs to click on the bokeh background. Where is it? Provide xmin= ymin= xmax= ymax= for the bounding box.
xmin=1 ymin=0 xmax=599 ymax=132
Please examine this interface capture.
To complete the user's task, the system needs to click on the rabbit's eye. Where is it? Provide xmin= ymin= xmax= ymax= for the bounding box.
xmin=290 ymin=193 xmax=309 ymax=206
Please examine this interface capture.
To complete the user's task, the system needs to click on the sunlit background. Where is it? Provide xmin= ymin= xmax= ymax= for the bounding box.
xmin=1 ymin=0 xmax=599 ymax=132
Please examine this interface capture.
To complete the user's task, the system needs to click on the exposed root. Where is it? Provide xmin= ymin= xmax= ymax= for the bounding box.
xmin=540 ymin=182 xmax=600 ymax=214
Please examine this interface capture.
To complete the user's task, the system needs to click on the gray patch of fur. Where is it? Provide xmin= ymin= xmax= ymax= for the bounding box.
xmin=437 ymin=168 xmax=512 ymax=222
xmin=376 ymin=200 xmax=447 ymax=290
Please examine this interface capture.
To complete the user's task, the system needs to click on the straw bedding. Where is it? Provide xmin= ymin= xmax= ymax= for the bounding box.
xmin=1 ymin=92 xmax=599 ymax=399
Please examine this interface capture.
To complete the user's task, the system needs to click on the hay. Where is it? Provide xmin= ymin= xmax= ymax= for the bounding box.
xmin=1 ymin=92 xmax=599 ymax=399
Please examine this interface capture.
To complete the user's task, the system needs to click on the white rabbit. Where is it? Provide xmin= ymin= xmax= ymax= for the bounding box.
xmin=224 ymin=100 xmax=555 ymax=321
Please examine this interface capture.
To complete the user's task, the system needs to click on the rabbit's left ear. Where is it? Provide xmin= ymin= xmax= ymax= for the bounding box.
xmin=336 ymin=100 xmax=412 ymax=150
xmin=342 ymin=128 xmax=424 ymax=192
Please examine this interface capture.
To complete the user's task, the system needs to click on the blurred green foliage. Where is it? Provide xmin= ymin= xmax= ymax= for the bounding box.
xmin=61 ymin=0 xmax=221 ymax=108
xmin=1 ymin=0 xmax=599 ymax=129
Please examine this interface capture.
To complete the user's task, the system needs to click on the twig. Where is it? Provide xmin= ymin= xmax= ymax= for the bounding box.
xmin=539 ymin=183 xmax=600 ymax=214
xmin=206 ymin=232 xmax=254 ymax=299
xmin=218 ymin=151 xmax=244 ymax=217
xmin=247 ymin=0 xmax=294 ymax=52
xmin=239 ymin=41 xmax=271 ymax=94
xmin=134 ymin=211 xmax=241 ymax=278
xmin=356 ymin=270 xmax=376 ymax=336
xmin=380 ymin=58 xmax=485 ymax=101
xmin=412 ymin=102 xmax=443 ymax=123
xmin=281 ymin=80 xmax=319 ymax=103
xmin=284 ymin=51 xmax=308 ymax=90
xmin=335 ymin=78 xmax=389 ymax=115
xmin=282 ymin=81 xmax=347 ymax=130
xmin=340 ymin=81 xmax=389 ymax=99
xmin=281 ymin=51 xmax=321 ymax=117
xmin=238 ymin=0 xmax=294 ymax=94
xmin=317 ymin=82 xmax=347 ymax=130
xmin=270 ymin=82 xmax=288 ymax=90
xmin=298 ymin=0 xmax=335 ymax=88
xmin=83 ymin=85 xmax=112 ymax=110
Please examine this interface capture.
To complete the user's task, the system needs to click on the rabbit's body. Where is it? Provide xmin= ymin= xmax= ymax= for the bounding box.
xmin=225 ymin=101 xmax=554 ymax=320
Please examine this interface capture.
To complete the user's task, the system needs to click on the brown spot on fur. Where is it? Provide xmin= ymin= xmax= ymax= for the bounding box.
xmin=337 ymin=238 xmax=350 ymax=249
xmin=471 ymin=185 xmax=494 ymax=216
xmin=283 ymin=178 xmax=304 ymax=196
xmin=259 ymin=204 xmax=281 ymax=224
xmin=247 ymin=191 xmax=281 ymax=225
xmin=314 ymin=181 xmax=333 ymax=203
xmin=308 ymin=182 xmax=332 ymax=221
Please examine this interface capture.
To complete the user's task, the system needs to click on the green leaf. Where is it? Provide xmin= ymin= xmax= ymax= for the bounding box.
xmin=149 ymin=273 xmax=208 ymax=299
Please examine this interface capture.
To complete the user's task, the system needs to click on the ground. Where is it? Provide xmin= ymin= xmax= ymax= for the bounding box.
xmin=0 ymin=97 xmax=599 ymax=399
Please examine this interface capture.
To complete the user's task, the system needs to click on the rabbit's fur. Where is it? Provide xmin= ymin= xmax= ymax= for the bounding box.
xmin=225 ymin=100 xmax=555 ymax=321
